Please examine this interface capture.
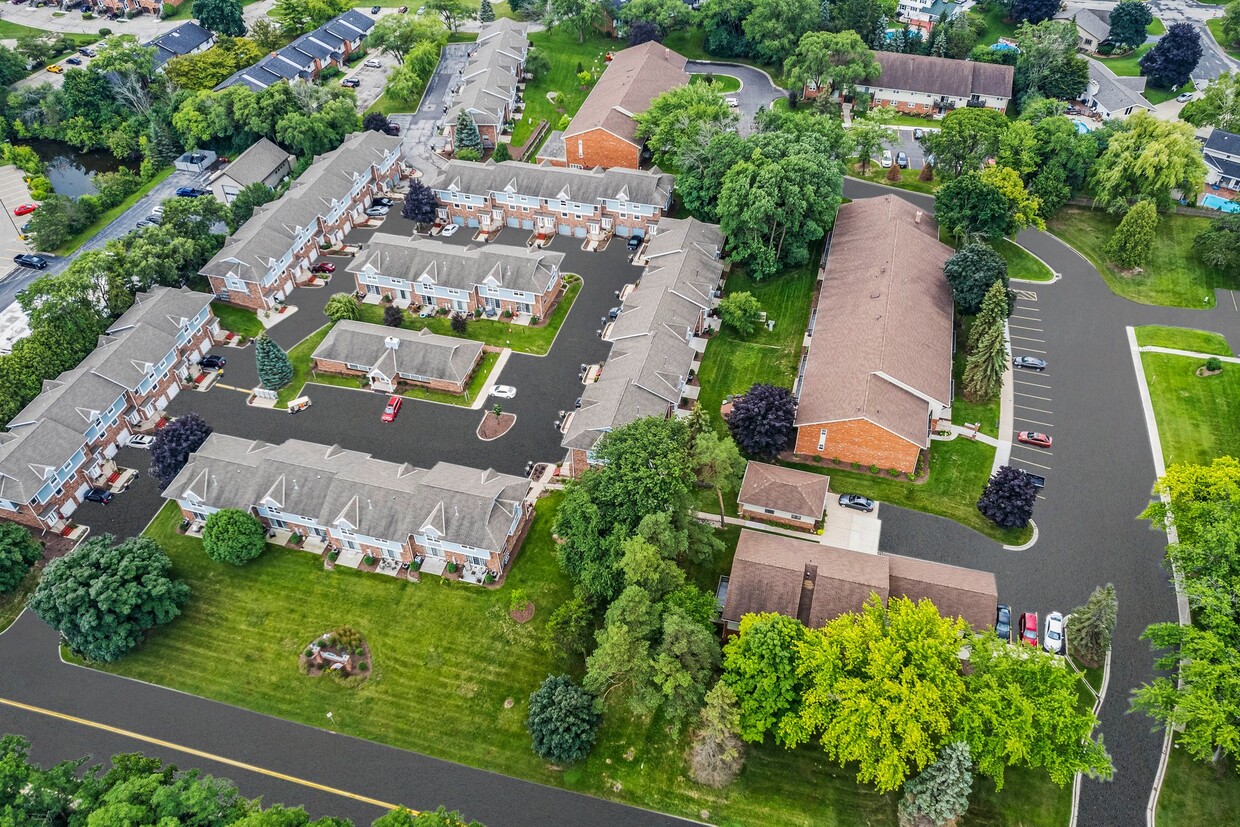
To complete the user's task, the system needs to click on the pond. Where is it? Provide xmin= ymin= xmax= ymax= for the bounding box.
xmin=19 ymin=140 xmax=133 ymax=198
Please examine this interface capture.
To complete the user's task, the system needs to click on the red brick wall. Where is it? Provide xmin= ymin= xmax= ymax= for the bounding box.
xmin=365 ymin=280 xmax=558 ymax=320
xmin=311 ymin=355 xmax=475 ymax=394
xmin=795 ymin=418 xmax=923 ymax=474
xmin=738 ymin=507 xmax=816 ymax=531
xmin=560 ymin=128 xmax=642 ymax=170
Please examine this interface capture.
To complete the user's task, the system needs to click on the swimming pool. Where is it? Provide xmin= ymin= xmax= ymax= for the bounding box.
xmin=1072 ymin=119 xmax=1093 ymax=134
xmin=1201 ymin=194 xmax=1240 ymax=213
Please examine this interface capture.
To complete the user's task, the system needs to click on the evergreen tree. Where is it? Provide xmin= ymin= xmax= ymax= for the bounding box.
xmin=479 ymin=0 xmax=496 ymax=22
xmin=898 ymin=741 xmax=974 ymax=827
xmin=255 ymin=334 xmax=293 ymax=390
xmin=493 ymin=141 xmax=512 ymax=162
xmin=688 ymin=681 xmax=746 ymax=788
xmin=962 ymin=313 xmax=1008 ymax=402
xmin=1104 ymin=199 xmax=1158 ymax=269
xmin=1066 ymin=583 xmax=1118 ymax=667
xmin=967 ymin=279 xmax=1014 ymax=351
xmin=454 ymin=111 xmax=483 ymax=154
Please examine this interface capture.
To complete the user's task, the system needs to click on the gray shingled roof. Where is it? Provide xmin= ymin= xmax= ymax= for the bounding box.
xmin=1084 ymin=58 xmax=1153 ymax=116
xmin=148 ymin=22 xmax=214 ymax=69
xmin=201 ymin=131 xmax=402 ymax=283
xmin=429 ymin=159 xmax=674 ymax=211
xmin=208 ymin=138 xmax=292 ymax=190
xmin=347 ymin=233 xmax=563 ymax=296
xmin=445 ymin=19 xmax=528 ymax=128
xmin=311 ymin=321 xmax=484 ymax=385
xmin=163 ymin=435 xmax=529 ymax=552
xmin=870 ymin=52 xmax=1014 ymax=100
xmin=1204 ymin=128 xmax=1240 ymax=157
xmin=216 ymin=9 xmax=372 ymax=90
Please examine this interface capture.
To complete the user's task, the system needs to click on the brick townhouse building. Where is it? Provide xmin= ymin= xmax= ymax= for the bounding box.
xmin=561 ymin=217 xmax=725 ymax=475
xmin=793 ymin=196 xmax=954 ymax=474
xmin=810 ymin=51 xmax=1014 ymax=115
xmin=0 ymin=288 xmax=218 ymax=532
xmin=216 ymin=10 xmax=375 ymax=91
xmin=311 ymin=322 xmax=486 ymax=395
xmin=201 ymin=130 xmax=405 ymax=311
xmin=537 ymin=41 xmax=689 ymax=170
xmin=427 ymin=158 xmax=674 ymax=242
xmin=164 ymin=435 xmax=533 ymax=583
xmin=346 ymin=233 xmax=566 ymax=319
xmin=446 ymin=19 xmax=530 ymax=152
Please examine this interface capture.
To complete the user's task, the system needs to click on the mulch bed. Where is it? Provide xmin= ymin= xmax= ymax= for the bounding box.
xmin=299 ymin=627 xmax=372 ymax=683
xmin=477 ymin=411 xmax=516 ymax=440
xmin=1196 ymin=367 xmax=1223 ymax=377
xmin=509 ymin=602 xmax=535 ymax=624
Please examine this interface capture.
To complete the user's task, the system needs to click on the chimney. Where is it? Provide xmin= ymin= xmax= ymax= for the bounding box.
xmin=914 ymin=210 xmax=923 ymax=224
xmin=385 ymin=336 xmax=400 ymax=350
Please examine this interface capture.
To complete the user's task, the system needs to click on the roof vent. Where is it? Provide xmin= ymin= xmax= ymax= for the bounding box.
xmin=384 ymin=336 xmax=400 ymax=350
xmin=914 ymin=210 xmax=923 ymax=224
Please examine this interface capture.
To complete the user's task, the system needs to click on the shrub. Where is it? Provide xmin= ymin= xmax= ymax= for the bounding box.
xmin=382 ymin=304 xmax=404 ymax=327
xmin=0 ymin=523 xmax=42 ymax=595
xmin=510 ymin=588 xmax=531 ymax=614
xmin=202 ymin=509 xmax=267 ymax=566
xmin=450 ymin=313 xmax=468 ymax=334
xmin=526 ymin=674 xmax=600 ymax=763
xmin=98 ymin=27 xmax=111 ymax=35
xmin=977 ymin=465 xmax=1038 ymax=529
xmin=1206 ymin=357 xmax=1223 ymax=372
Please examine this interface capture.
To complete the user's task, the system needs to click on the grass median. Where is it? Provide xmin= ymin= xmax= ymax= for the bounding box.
xmin=1141 ymin=351 xmax=1240 ymax=466
xmin=1135 ymin=325 xmax=1233 ymax=356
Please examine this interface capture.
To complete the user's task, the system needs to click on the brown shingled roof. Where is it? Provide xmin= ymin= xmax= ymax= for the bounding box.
xmin=885 ymin=553 xmax=999 ymax=630
xmin=794 ymin=196 xmax=955 ymax=447
xmin=563 ymin=42 xmax=690 ymax=148
xmin=871 ymin=52 xmax=1014 ymax=100
xmin=737 ymin=461 xmax=830 ymax=519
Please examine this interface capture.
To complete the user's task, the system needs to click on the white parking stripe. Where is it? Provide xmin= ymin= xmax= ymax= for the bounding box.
xmin=1015 ymin=418 xmax=1054 ymax=428
xmin=1012 ymin=346 xmax=1047 ymax=354
xmin=1015 ymin=392 xmax=1053 ymax=401
xmin=1016 ymin=458 xmax=1052 ymax=470
xmin=1016 ymin=404 xmax=1053 ymax=415
xmin=1015 ymin=379 xmax=1052 ymax=389
xmin=1011 ymin=335 xmax=1046 ymax=343
xmin=1010 ymin=325 xmax=1044 ymax=332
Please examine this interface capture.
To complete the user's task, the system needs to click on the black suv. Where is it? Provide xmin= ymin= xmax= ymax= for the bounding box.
xmin=627 ymin=235 xmax=643 ymax=251
xmin=14 ymin=254 xmax=48 ymax=270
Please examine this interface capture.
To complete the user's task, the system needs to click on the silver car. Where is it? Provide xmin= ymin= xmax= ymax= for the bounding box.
xmin=1013 ymin=356 xmax=1047 ymax=371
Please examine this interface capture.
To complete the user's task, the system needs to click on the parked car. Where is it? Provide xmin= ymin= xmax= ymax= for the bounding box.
xmin=372 ymin=196 xmax=393 ymax=207
xmin=725 ymin=97 xmax=739 ymax=108
xmin=65 ymin=57 xmax=82 ymax=65
xmin=175 ymin=186 xmax=209 ymax=198
xmin=627 ymin=234 xmax=643 ymax=251
xmin=126 ymin=434 xmax=156 ymax=449
xmin=371 ymin=4 xmax=381 ymax=12
xmin=13 ymin=204 xmax=37 ymax=216
xmin=381 ymin=396 xmax=402 ymax=422
xmin=13 ymin=254 xmax=48 ymax=269
xmin=913 ymin=127 xmax=925 ymax=140
xmin=384 ymin=123 xmax=401 ymax=135
xmin=199 ymin=354 xmax=227 ymax=370
xmin=1043 ymin=611 xmax=1064 ymax=654
xmin=19 ymin=221 xmax=31 ymax=233
xmin=1020 ymin=611 xmax=1039 ymax=647
xmin=341 ymin=77 xmax=361 ymax=88
xmin=896 ymin=151 xmax=909 ymax=169
xmin=79 ymin=47 xmax=96 ymax=57
xmin=1013 ymin=355 xmax=1047 ymax=371
xmin=398 ymin=4 xmax=409 ymax=10
xmin=46 ymin=64 xmax=64 ymax=74
xmin=147 ymin=212 xmax=162 ymax=225
xmin=310 ymin=262 xmax=336 ymax=274
xmin=995 ymin=604 xmax=1012 ymax=642
xmin=440 ymin=223 xmax=460 ymax=237
xmin=490 ymin=385 xmax=517 ymax=399
xmin=880 ymin=150 xmax=893 ymax=168
xmin=838 ymin=493 xmax=876 ymax=513
xmin=83 ymin=488 xmax=113 ymax=504
xmin=1017 ymin=431 xmax=1052 ymax=448
xmin=363 ymin=58 xmax=383 ymax=69
xmin=365 ymin=206 xmax=389 ymax=217
xmin=1020 ymin=468 xmax=1047 ymax=488
xmin=1176 ymin=91 xmax=1195 ymax=103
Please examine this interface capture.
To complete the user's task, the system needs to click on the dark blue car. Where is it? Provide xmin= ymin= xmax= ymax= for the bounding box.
xmin=176 ymin=186 xmax=209 ymax=198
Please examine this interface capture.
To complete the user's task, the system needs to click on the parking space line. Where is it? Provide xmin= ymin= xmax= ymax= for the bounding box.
xmin=1016 ymin=404 xmax=1053 ymax=415
xmin=1010 ymin=324 xmax=1044 ymax=332
xmin=1015 ymin=392 xmax=1053 ymax=401
xmin=1015 ymin=417 xmax=1054 ymax=428
xmin=1012 ymin=346 xmax=1047 ymax=354
xmin=1037 ymin=495 xmax=1047 ymax=501
xmin=1011 ymin=335 xmax=1046 ymax=343
xmin=1015 ymin=379 xmax=1052 ymax=389
xmin=1015 ymin=458 xmax=1052 ymax=470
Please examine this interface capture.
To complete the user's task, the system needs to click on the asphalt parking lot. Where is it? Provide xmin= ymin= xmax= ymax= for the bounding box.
xmin=1006 ymin=289 xmax=1055 ymax=498
xmin=0 ymin=166 xmax=34 ymax=269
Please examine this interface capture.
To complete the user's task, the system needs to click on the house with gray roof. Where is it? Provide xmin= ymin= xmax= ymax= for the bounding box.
xmin=1081 ymin=58 xmax=1154 ymax=120
xmin=1202 ymin=128 xmax=1240 ymax=192
xmin=1055 ymin=8 xmax=1112 ymax=52
xmin=0 ymin=288 xmax=217 ymax=531
xmin=852 ymin=51 xmax=1015 ymax=114
xmin=428 ymin=158 xmax=675 ymax=241
xmin=207 ymin=138 xmax=295 ymax=204
xmin=347 ymin=233 xmax=565 ymax=319
xmin=560 ymin=217 xmax=724 ymax=475
xmin=201 ymin=131 xmax=404 ymax=311
xmin=311 ymin=322 xmax=486 ymax=394
xmin=215 ymin=9 xmax=374 ymax=91
xmin=147 ymin=22 xmax=215 ymax=72
xmin=164 ymin=434 xmax=533 ymax=582
xmin=446 ymin=19 xmax=530 ymax=151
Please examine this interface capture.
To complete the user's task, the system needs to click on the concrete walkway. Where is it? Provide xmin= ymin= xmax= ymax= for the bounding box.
xmin=1138 ymin=345 xmax=1240 ymax=362
xmin=694 ymin=507 xmax=882 ymax=553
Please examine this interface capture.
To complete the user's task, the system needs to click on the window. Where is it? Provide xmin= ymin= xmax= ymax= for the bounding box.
xmin=791 ymin=514 xmax=801 ymax=521
xmin=764 ymin=508 xmax=775 ymax=515
xmin=577 ymin=139 xmax=583 ymax=158
xmin=817 ymin=428 xmax=827 ymax=451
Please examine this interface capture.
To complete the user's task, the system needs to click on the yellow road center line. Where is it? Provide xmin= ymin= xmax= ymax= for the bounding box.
xmin=0 ymin=696 xmax=407 ymax=813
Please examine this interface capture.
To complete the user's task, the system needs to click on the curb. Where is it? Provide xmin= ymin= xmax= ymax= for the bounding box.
xmin=1003 ymin=519 xmax=1038 ymax=551
xmin=1008 ymin=240 xmax=1062 ymax=285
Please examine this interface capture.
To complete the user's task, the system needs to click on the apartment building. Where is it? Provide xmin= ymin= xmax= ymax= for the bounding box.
xmin=850 ymin=52 xmax=1015 ymax=115
xmin=310 ymin=322 xmax=486 ymax=395
xmin=147 ymin=22 xmax=215 ymax=72
xmin=207 ymin=138 xmax=295 ymax=204
xmin=164 ymin=435 xmax=533 ymax=582
xmin=0 ymin=288 xmax=218 ymax=531
xmin=347 ymin=233 xmax=565 ymax=319
xmin=215 ymin=10 xmax=375 ymax=91
xmin=445 ymin=19 xmax=530 ymax=151
xmin=428 ymin=159 xmax=674 ymax=241
xmin=200 ymin=130 xmax=404 ymax=311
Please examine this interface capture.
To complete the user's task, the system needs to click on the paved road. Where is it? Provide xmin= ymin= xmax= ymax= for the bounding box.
xmin=685 ymin=60 xmax=785 ymax=136
xmin=392 ymin=43 xmax=472 ymax=159
xmin=844 ymin=178 xmax=1240 ymax=825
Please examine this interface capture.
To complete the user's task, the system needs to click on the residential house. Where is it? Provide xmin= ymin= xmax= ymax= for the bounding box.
xmin=1202 ymin=128 xmax=1240 ymax=192
xmin=720 ymin=530 xmax=999 ymax=632
xmin=1055 ymin=8 xmax=1112 ymax=52
xmin=428 ymin=158 xmax=675 ymax=241
xmin=736 ymin=462 xmax=830 ymax=531
xmin=1080 ymin=58 xmax=1154 ymax=119
xmin=851 ymin=51 xmax=1014 ymax=115
xmin=445 ymin=19 xmax=530 ymax=152
xmin=0 ymin=288 xmax=218 ymax=532
xmin=208 ymin=138 xmax=296 ymax=204
xmin=200 ymin=130 xmax=404 ymax=311
xmin=793 ymin=196 xmax=954 ymax=475
xmin=147 ymin=22 xmax=215 ymax=72
xmin=310 ymin=322 xmax=486 ymax=395
xmin=347 ymin=233 xmax=566 ymax=319
xmin=537 ymin=42 xmax=689 ymax=170
xmin=164 ymin=435 xmax=533 ymax=582
xmin=215 ymin=9 xmax=375 ymax=91
xmin=561 ymin=217 xmax=724 ymax=475
xmin=895 ymin=0 xmax=966 ymax=31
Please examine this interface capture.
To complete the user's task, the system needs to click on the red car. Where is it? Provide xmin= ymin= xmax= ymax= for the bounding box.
xmin=1017 ymin=431 xmax=1052 ymax=448
xmin=13 ymin=203 xmax=37 ymax=216
xmin=1020 ymin=612 xmax=1039 ymax=647
xmin=311 ymin=262 xmax=335 ymax=273
xmin=381 ymin=395 xmax=402 ymax=422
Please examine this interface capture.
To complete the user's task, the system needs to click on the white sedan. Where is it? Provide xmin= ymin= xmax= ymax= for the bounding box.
xmin=440 ymin=223 xmax=460 ymax=237
xmin=126 ymin=434 xmax=156 ymax=449
xmin=365 ymin=206 xmax=389 ymax=217
xmin=1043 ymin=611 xmax=1064 ymax=654
xmin=490 ymin=385 xmax=517 ymax=399
xmin=725 ymin=97 xmax=739 ymax=108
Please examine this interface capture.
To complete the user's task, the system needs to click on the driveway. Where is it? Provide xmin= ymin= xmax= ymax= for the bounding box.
xmin=390 ymin=43 xmax=472 ymax=159
xmin=685 ymin=60 xmax=785 ymax=136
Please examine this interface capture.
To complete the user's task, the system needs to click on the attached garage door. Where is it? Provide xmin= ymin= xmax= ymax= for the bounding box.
xmin=167 ymin=383 xmax=180 ymax=401
xmin=522 ymin=219 xmax=534 ymax=230
xmin=103 ymin=443 xmax=118 ymax=460
xmin=507 ymin=216 xmax=520 ymax=228
xmin=573 ymin=226 xmax=587 ymax=238
xmin=73 ymin=482 xmax=90 ymax=503
xmin=155 ymin=393 xmax=170 ymax=412
xmin=452 ymin=216 xmax=465 ymax=226
xmin=118 ymin=428 xmax=131 ymax=446
xmin=467 ymin=217 xmax=479 ymax=228
xmin=617 ymin=226 xmax=632 ymax=237
xmin=199 ymin=340 xmax=211 ymax=356
xmin=558 ymin=223 xmax=571 ymax=235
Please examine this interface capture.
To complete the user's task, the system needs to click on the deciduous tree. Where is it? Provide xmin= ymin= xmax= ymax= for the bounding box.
xmin=717 ymin=290 xmax=764 ymax=335
xmin=691 ymin=429 xmax=745 ymax=519
xmin=722 ymin=611 xmax=810 ymax=741
xmin=977 ymin=465 xmax=1038 ymax=530
xmin=29 ymin=535 xmax=189 ymax=662
xmin=543 ymin=588 xmax=597 ymax=662
xmin=727 ymin=383 xmax=796 ymax=461
xmin=367 ymin=12 xmax=448 ymax=63
xmin=164 ymin=37 xmax=263 ymax=90
xmin=1181 ymin=71 xmax=1240 ymax=131
xmin=922 ymin=107 xmax=1009 ymax=178
xmin=192 ymin=0 xmax=246 ymax=36
xmin=1109 ymin=0 xmax=1154 ymax=50
xmin=1011 ymin=0 xmax=1057 ymax=24
xmin=617 ymin=0 xmax=691 ymax=36
xmin=0 ymin=523 xmax=41 ymax=595
xmin=1194 ymin=212 xmax=1240 ymax=275
xmin=697 ymin=0 xmax=754 ymax=58
xmin=526 ymin=675 xmax=601 ymax=763
xmin=150 ymin=412 xmax=213 ymax=487
xmin=783 ymin=30 xmax=879 ymax=96
xmin=403 ymin=180 xmax=440 ymax=224
xmin=202 ymin=508 xmax=267 ymax=566
xmin=1140 ymin=22 xmax=1203 ymax=89
xmin=548 ymin=0 xmax=606 ymax=43
xmin=935 ymin=166 xmax=1043 ymax=240
xmin=1104 ymin=199 xmax=1158 ymax=268
xmin=255 ymin=334 xmax=293 ymax=390
xmin=272 ymin=0 xmax=350 ymax=35
xmin=1223 ymin=0 xmax=1240 ymax=46
xmin=743 ymin=0 xmax=820 ymax=65
xmin=687 ymin=681 xmax=746 ymax=787
xmin=634 ymin=82 xmax=737 ymax=168
xmin=1013 ymin=21 xmax=1090 ymax=106
xmin=248 ymin=18 xmax=285 ymax=52
xmin=1091 ymin=111 xmax=1206 ymax=212
xmin=229 ymin=181 xmax=277 ymax=229
xmin=628 ymin=20 xmax=662 ymax=45
xmin=850 ymin=109 xmax=898 ymax=172
xmin=944 ymin=243 xmax=1009 ymax=315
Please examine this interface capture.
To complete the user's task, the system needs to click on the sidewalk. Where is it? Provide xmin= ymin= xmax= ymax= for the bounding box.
xmin=1138 ymin=345 xmax=1240 ymax=362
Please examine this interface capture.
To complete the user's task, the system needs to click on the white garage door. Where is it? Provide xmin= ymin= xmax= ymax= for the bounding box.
xmin=103 ymin=443 xmax=118 ymax=460
xmin=199 ymin=340 xmax=211 ymax=356
xmin=118 ymin=428 xmax=131 ymax=446
xmin=155 ymin=393 xmax=169 ymax=411
xmin=167 ymin=383 xmax=180 ymax=401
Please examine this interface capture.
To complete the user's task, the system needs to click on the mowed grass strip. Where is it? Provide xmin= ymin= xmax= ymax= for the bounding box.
xmin=1135 ymin=325 xmax=1233 ymax=356
xmin=1158 ymin=740 xmax=1240 ymax=827
xmin=1141 ymin=352 xmax=1240 ymax=465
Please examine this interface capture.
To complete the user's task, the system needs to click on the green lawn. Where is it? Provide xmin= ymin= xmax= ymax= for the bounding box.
xmin=1098 ymin=44 xmax=1152 ymax=76
xmin=0 ymin=565 xmax=37 ymax=635
xmin=57 ymin=167 xmax=176 ymax=255
xmin=969 ymin=5 xmax=1019 ymax=46
xmin=211 ymin=302 xmax=265 ymax=339
xmin=690 ymin=72 xmax=742 ymax=93
xmin=1047 ymin=207 xmax=1231 ymax=308
xmin=850 ymin=163 xmax=940 ymax=194
xmin=1158 ymin=742 xmax=1240 ymax=826
xmin=302 ymin=347 xmax=501 ymax=407
xmin=876 ymin=113 xmax=942 ymax=129
xmin=1145 ymin=82 xmax=1194 ymax=105
xmin=512 ymin=25 xmax=615 ymax=149
xmin=1207 ymin=19 xmax=1240 ymax=60
xmin=275 ymin=325 xmax=333 ymax=407
xmin=1148 ymin=17 xmax=1166 ymax=36
xmin=993 ymin=238 xmax=1054 ymax=282
xmin=355 ymin=277 xmax=581 ymax=356
xmin=1135 ymin=325 xmax=1233 ymax=356
xmin=951 ymin=318 xmax=1002 ymax=439
xmin=1141 ymin=352 xmax=1240 ymax=465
